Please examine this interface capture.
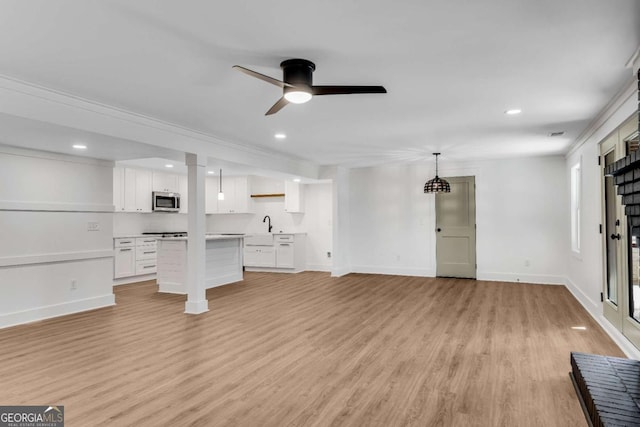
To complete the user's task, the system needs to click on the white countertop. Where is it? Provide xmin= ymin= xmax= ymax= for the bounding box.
xmin=245 ymin=232 xmax=307 ymax=236
xmin=156 ymin=234 xmax=245 ymax=241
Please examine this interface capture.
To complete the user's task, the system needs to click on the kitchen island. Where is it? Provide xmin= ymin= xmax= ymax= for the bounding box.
xmin=156 ymin=234 xmax=244 ymax=294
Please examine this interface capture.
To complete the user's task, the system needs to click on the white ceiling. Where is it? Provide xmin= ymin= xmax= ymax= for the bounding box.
xmin=0 ymin=0 xmax=638 ymax=169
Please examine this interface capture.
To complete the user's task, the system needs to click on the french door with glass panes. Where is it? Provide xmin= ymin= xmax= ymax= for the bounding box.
xmin=601 ymin=115 xmax=640 ymax=349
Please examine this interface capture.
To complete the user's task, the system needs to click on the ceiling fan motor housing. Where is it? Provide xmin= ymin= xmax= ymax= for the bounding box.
xmin=281 ymin=59 xmax=315 ymax=88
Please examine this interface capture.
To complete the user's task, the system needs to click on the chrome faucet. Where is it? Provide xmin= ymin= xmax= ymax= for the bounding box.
xmin=263 ymin=215 xmax=273 ymax=233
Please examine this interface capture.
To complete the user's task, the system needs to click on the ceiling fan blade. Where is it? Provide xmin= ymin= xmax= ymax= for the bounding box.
xmin=232 ymin=65 xmax=293 ymax=88
xmin=265 ymin=97 xmax=289 ymax=115
xmin=311 ymin=85 xmax=387 ymax=96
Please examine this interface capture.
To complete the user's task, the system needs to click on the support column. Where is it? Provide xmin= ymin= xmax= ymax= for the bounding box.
xmin=331 ymin=167 xmax=352 ymax=277
xmin=184 ymin=153 xmax=209 ymax=314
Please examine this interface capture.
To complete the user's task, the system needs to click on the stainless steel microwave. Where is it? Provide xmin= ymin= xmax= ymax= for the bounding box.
xmin=152 ymin=191 xmax=180 ymax=212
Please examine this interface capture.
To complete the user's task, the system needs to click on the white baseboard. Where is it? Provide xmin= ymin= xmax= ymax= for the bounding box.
xmin=350 ymin=265 xmax=436 ymax=277
xmin=564 ymin=276 xmax=640 ymax=360
xmin=331 ymin=266 xmax=352 ymax=277
xmin=306 ymin=264 xmax=332 ymax=272
xmin=563 ymin=276 xmax=599 ymax=312
xmin=158 ymin=281 xmax=185 ymax=294
xmin=113 ymin=273 xmax=156 ymax=286
xmin=244 ymin=267 xmax=303 ymax=274
xmin=477 ymin=271 xmax=565 ymax=285
xmin=0 ymin=294 xmax=115 ymax=329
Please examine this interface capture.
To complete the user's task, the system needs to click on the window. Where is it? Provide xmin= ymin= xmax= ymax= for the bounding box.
xmin=571 ymin=161 xmax=581 ymax=253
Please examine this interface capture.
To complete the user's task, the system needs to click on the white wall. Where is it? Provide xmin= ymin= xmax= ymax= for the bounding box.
xmin=564 ymin=78 xmax=639 ymax=358
xmin=0 ymin=145 xmax=115 ymax=328
xmin=348 ymin=156 xmax=569 ymax=283
xmin=114 ymin=212 xmax=188 ymax=236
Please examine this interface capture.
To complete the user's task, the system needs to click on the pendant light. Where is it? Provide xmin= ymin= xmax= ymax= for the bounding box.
xmin=424 ymin=153 xmax=450 ymax=193
xmin=218 ymin=168 xmax=225 ymax=200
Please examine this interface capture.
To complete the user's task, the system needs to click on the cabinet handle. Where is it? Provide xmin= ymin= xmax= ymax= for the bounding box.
xmin=120 ymin=240 xmax=132 ymax=244
xmin=120 ymin=248 xmax=132 ymax=252
xmin=143 ymin=265 xmax=156 ymax=269
xmin=143 ymin=251 xmax=156 ymax=254
xmin=279 ymin=243 xmax=290 ymax=246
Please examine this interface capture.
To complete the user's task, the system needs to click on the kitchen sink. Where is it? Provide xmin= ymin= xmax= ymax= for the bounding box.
xmin=244 ymin=234 xmax=274 ymax=246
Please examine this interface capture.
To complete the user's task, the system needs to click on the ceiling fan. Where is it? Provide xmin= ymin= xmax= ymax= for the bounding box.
xmin=232 ymin=59 xmax=387 ymax=115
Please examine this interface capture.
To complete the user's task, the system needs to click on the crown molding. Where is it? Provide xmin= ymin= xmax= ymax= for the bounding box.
xmin=626 ymin=45 xmax=640 ymax=75
xmin=0 ymin=74 xmax=319 ymax=178
xmin=566 ymin=76 xmax=637 ymax=158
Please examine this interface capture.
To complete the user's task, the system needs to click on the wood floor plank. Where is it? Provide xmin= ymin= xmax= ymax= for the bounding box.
xmin=0 ymin=272 xmax=625 ymax=426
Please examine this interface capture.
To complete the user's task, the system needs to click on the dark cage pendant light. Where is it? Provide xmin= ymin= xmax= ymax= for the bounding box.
xmin=424 ymin=153 xmax=450 ymax=193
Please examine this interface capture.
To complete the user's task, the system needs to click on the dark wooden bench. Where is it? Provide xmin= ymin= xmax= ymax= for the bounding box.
xmin=570 ymin=352 xmax=640 ymax=426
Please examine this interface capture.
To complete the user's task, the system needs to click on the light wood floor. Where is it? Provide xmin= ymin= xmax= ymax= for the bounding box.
xmin=0 ymin=272 xmax=624 ymax=426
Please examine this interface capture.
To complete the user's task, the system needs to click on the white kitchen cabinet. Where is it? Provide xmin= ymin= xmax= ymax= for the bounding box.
xmin=152 ymin=171 xmax=179 ymax=193
xmin=205 ymin=177 xmax=219 ymax=214
xmin=178 ymin=175 xmax=188 ymax=214
xmin=233 ymin=176 xmax=252 ymax=213
xmin=207 ymin=175 xmax=253 ymax=214
xmin=114 ymin=238 xmax=136 ymax=278
xmin=244 ymin=233 xmax=306 ymax=272
xmin=123 ymin=168 xmax=152 ymax=212
xmin=284 ymin=181 xmax=305 ymax=213
xmin=243 ymin=246 xmax=276 ymax=267
xmin=114 ymin=237 xmax=157 ymax=279
xmin=113 ymin=167 xmax=125 ymax=212
xmin=216 ymin=175 xmax=234 ymax=213
xmin=276 ymin=241 xmax=294 ymax=268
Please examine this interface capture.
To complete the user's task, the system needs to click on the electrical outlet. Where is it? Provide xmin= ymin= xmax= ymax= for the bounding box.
xmin=87 ymin=222 xmax=100 ymax=231
xmin=327 ymin=251 xmax=332 ymax=258
xmin=70 ymin=279 xmax=77 ymax=291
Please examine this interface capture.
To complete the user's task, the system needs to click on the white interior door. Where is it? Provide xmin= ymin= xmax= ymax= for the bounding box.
xmin=435 ymin=176 xmax=476 ymax=278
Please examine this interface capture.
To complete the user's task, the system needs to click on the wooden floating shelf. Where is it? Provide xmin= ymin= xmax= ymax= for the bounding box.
xmin=250 ymin=193 xmax=285 ymax=198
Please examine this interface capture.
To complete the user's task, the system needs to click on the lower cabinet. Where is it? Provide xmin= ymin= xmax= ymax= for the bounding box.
xmin=114 ymin=237 xmax=157 ymax=279
xmin=243 ymin=234 xmax=305 ymax=272
xmin=275 ymin=235 xmax=295 ymax=268
xmin=114 ymin=244 xmax=136 ymax=278
xmin=243 ymin=246 xmax=276 ymax=267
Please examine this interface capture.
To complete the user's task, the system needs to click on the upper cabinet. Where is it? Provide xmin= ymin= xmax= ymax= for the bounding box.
xmin=205 ymin=177 xmax=219 ymax=214
xmin=113 ymin=167 xmax=152 ymax=213
xmin=113 ymin=167 xmax=125 ymax=212
xmin=284 ymin=181 xmax=305 ymax=213
xmin=114 ymin=166 xmax=257 ymax=215
xmin=178 ymin=175 xmax=188 ymax=214
xmin=152 ymin=172 xmax=179 ymax=193
xmin=206 ymin=176 xmax=254 ymax=214
xmin=125 ymin=168 xmax=152 ymax=212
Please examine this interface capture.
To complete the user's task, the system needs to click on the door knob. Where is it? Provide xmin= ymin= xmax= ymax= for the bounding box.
xmin=437 ymin=228 xmax=441 ymax=232
xmin=610 ymin=233 xmax=621 ymax=240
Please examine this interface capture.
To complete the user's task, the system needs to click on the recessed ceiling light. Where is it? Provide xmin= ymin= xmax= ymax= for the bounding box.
xmin=72 ymin=144 xmax=87 ymax=150
xmin=274 ymin=133 xmax=287 ymax=140
xmin=207 ymin=170 xmax=215 ymax=174
xmin=505 ymin=109 xmax=522 ymax=115
xmin=165 ymin=164 xmax=174 ymax=168
xmin=293 ymin=178 xmax=301 ymax=183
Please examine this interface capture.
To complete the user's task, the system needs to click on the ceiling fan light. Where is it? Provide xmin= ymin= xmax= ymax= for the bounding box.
xmin=284 ymin=90 xmax=312 ymax=104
